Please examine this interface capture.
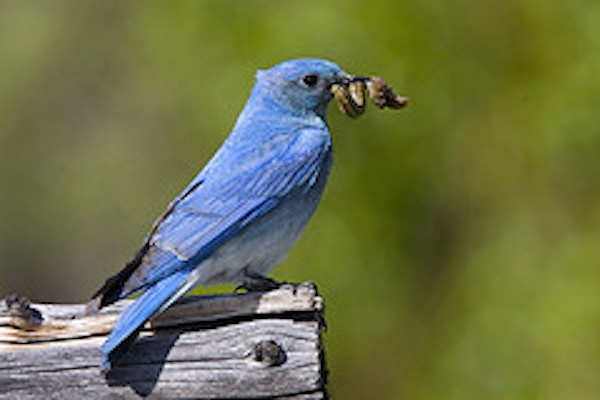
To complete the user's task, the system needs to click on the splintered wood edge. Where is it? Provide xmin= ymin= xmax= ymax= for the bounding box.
xmin=0 ymin=282 xmax=323 ymax=345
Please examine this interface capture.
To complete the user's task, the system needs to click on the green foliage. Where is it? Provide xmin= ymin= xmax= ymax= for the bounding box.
xmin=1 ymin=1 xmax=599 ymax=398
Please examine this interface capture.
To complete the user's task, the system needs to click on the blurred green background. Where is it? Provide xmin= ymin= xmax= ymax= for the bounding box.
xmin=1 ymin=1 xmax=599 ymax=398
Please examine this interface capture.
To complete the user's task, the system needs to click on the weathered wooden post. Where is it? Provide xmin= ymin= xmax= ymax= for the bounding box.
xmin=0 ymin=282 xmax=327 ymax=399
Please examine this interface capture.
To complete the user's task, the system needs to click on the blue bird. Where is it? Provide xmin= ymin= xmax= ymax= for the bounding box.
xmin=87 ymin=58 xmax=354 ymax=373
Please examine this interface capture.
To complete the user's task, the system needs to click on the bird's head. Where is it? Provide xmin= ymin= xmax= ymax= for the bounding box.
xmin=254 ymin=58 xmax=350 ymax=119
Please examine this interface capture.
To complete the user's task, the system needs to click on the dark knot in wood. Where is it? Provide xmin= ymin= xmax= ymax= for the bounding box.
xmin=1 ymin=294 xmax=44 ymax=329
xmin=252 ymin=340 xmax=286 ymax=367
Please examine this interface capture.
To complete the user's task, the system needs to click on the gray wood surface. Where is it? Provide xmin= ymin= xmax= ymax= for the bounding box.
xmin=0 ymin=283 xmax=327 ymax=399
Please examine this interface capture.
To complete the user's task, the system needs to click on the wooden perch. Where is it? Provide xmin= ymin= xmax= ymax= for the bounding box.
xmin=0 ymin=282 xmax=328 ymax=399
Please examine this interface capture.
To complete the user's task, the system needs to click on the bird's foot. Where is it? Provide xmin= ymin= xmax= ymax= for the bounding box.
xmin=235 ymin=269 xmax=283 ymax=293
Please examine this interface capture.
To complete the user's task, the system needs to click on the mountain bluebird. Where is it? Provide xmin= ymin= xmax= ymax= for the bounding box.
xmin=86 ymin=58 xmax=407 ymax=373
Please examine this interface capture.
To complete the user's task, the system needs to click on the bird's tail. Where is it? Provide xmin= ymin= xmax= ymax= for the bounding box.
xmin=101 ymin=267 xmax=197 ymax=373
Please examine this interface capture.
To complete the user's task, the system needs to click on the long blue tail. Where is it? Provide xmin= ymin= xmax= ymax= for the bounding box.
xmin=101 ymin=268 xmax=196 ymax=373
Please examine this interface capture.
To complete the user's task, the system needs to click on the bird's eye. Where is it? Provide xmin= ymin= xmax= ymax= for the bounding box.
xmin=301 ymin=74 xmax=319 ymax=87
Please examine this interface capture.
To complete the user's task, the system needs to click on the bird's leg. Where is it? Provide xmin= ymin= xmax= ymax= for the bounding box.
xmin=235 ymin=268 xmax=283 ymax=292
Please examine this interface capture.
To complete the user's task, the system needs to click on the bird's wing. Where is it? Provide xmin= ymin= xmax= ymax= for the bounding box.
xmin=121 ymin=129 xmax=331 ymax=295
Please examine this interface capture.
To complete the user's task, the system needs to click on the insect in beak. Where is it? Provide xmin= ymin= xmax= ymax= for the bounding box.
xmin=331 ymin=75 xmax=408 ymax=118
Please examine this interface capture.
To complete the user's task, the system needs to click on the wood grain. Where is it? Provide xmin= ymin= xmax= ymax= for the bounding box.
xmin=0 ymin=283 xmax=327 ymax=399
